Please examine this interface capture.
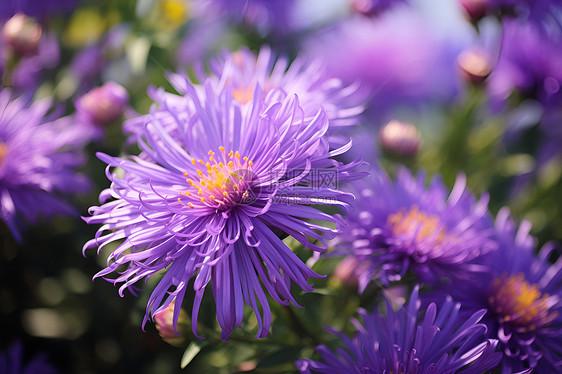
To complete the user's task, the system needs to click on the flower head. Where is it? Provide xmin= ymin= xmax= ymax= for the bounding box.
xmin=75 ymin=81 xmax=129 ymax=127
xmin=0 ymin=89 xmax=89 ymax=242
xmin=432 ymin=208 xmax=562 ymax=373
xmin=296 ymin=286 xmax=502 ymax=374
xmin=83 ymin=73 xmax=361 ymax=340
xmin=306 ymin=8 xmax=467 ymax=120
xmin=206 ymin=47 xmax=363 ymax=127
xmin=336 ymin=168 xmax=495 ymax=290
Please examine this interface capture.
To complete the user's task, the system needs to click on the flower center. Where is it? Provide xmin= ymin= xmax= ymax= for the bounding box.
xmin=179 ymin=146 xmax=255 ymax=210
xmin=488 ymin=274 xmax=556 ymax=330
xmin=0 ymin=143 xmax=7 ymax=165
xmin=387 ymin=205 xmax=446 ymax=243
xmin=233 ymin=85 xmax=255 ymax=104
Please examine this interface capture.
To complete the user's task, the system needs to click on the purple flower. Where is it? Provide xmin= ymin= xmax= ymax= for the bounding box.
xmin=83 ymin=73 xmax=361 ymax=340
xmin=306 ymin=8 xmax=467 ymax=120
xmin=489 ymin=20 xmax=562 ymax=110
xmin=296 ymin=286 xmax=502 ymax=374
xmin=0 ymin=341 xmax=57 ymax=374
xmin=75 ymin=81 xmax=129 ymax=127
xmin=203 ymin=47 xmax=364 ymax=128
xmin=431 ymin=208 xmax=562 ymax=373
xmin=0 ymin=90 xmax=90 ymax=242
xmin=336 ymin=168 xmax=495 ymax=290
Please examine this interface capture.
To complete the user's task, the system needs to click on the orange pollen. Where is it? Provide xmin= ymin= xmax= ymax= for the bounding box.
xmin=0 ymin=143 xmax=7 ymax=165
xmin=232 ymin=85 xmax=255 ymax=104
xmin=387 ymin=205 xmax=446 ymax=242
xmin=489 ymin=274 xmax=555 ymax=329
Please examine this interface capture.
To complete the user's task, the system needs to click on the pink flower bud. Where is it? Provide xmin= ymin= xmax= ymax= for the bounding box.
xmin=379 ymin=120 xmax=422 ymax=157
xmin=2 ymin=14 xmax=43 ymax=57
xmin=333 ymin=256 xmax=360 ymax=289
xmin=459 ymin=0 xmax=488 ymax=23
xmin=153 ymin=300 xmax=189 ymax=347
xmin=76 ymin=81 xmax=129 ymax=126
xmin=457 ymin=49 xmax=492 ymax=84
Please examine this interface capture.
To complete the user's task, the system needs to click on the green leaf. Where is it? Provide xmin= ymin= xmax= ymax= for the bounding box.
xmin=180 ymin=340 xmax=207 ymax=369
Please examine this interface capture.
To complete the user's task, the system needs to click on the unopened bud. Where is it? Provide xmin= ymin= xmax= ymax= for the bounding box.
xmin=457 ymin=49 xmax=492 ymax=84
xmin=333 ymin=256 xmax=360 ymax=289
xmin=459 ymin=0 xmax=488 ymax=23
xmin=2 ymin=14 xmax=43 ymax=57
xmin=379 ymin=120 xmax=422 ymax=157
xmin=76 ymin=81 xmax=128 ymax=126
xmin=154 ymin=300 xmax=189 ymax=347
xmin=351 ymin=0 xmax=404 ymax=16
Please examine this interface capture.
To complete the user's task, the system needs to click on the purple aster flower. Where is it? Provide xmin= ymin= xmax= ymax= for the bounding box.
xmin=296 ymin=286 xmax=502 ymax=374
xmin=204 ymin=47 xmax=364 ymax=128
xmin=0 ymin=89 xmax=90 ymax=242
xmin=0 ymin=341 xmax=57 ymax=374
xmin=489 ymin=20 xmax=562 ymax=111
xmin=305 ymin=7 xmax=468 ymax=120
xmin=83 ymin=72 xmax=361 ymax=340
xmin=335 ymin=168 xmax=496 ymax=290
xmin=430 ymin=208 xmax=562 ymax=373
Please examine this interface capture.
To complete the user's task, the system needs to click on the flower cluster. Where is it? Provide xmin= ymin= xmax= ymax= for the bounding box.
xmin=3 ymin=1 xmax=562 ymax=373
xmin=432 ymin=208 xmax=562 ymax=373
xmin=296 ymin=287 xmax=502 ymax=374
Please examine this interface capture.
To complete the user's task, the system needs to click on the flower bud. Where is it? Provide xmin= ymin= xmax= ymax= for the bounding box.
xmin=379 ymin=120 xmax=422 ymax=157
xmin=351 ymin=0 xmax=404 ymax=17
xmin=2 ymin=14 xmax=43 ymax=57
xmin=457 ymin=49 xmax=492 ymax=84
xmin=333 ymin=256 xmax=360 ymax=289
xmin=459 ymin=0 xmax=488 ymax=23
xmin=76 ymin=81 xmax=128 ymax=126
xmin=154 ymin=300 xmax=189 ymax=347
